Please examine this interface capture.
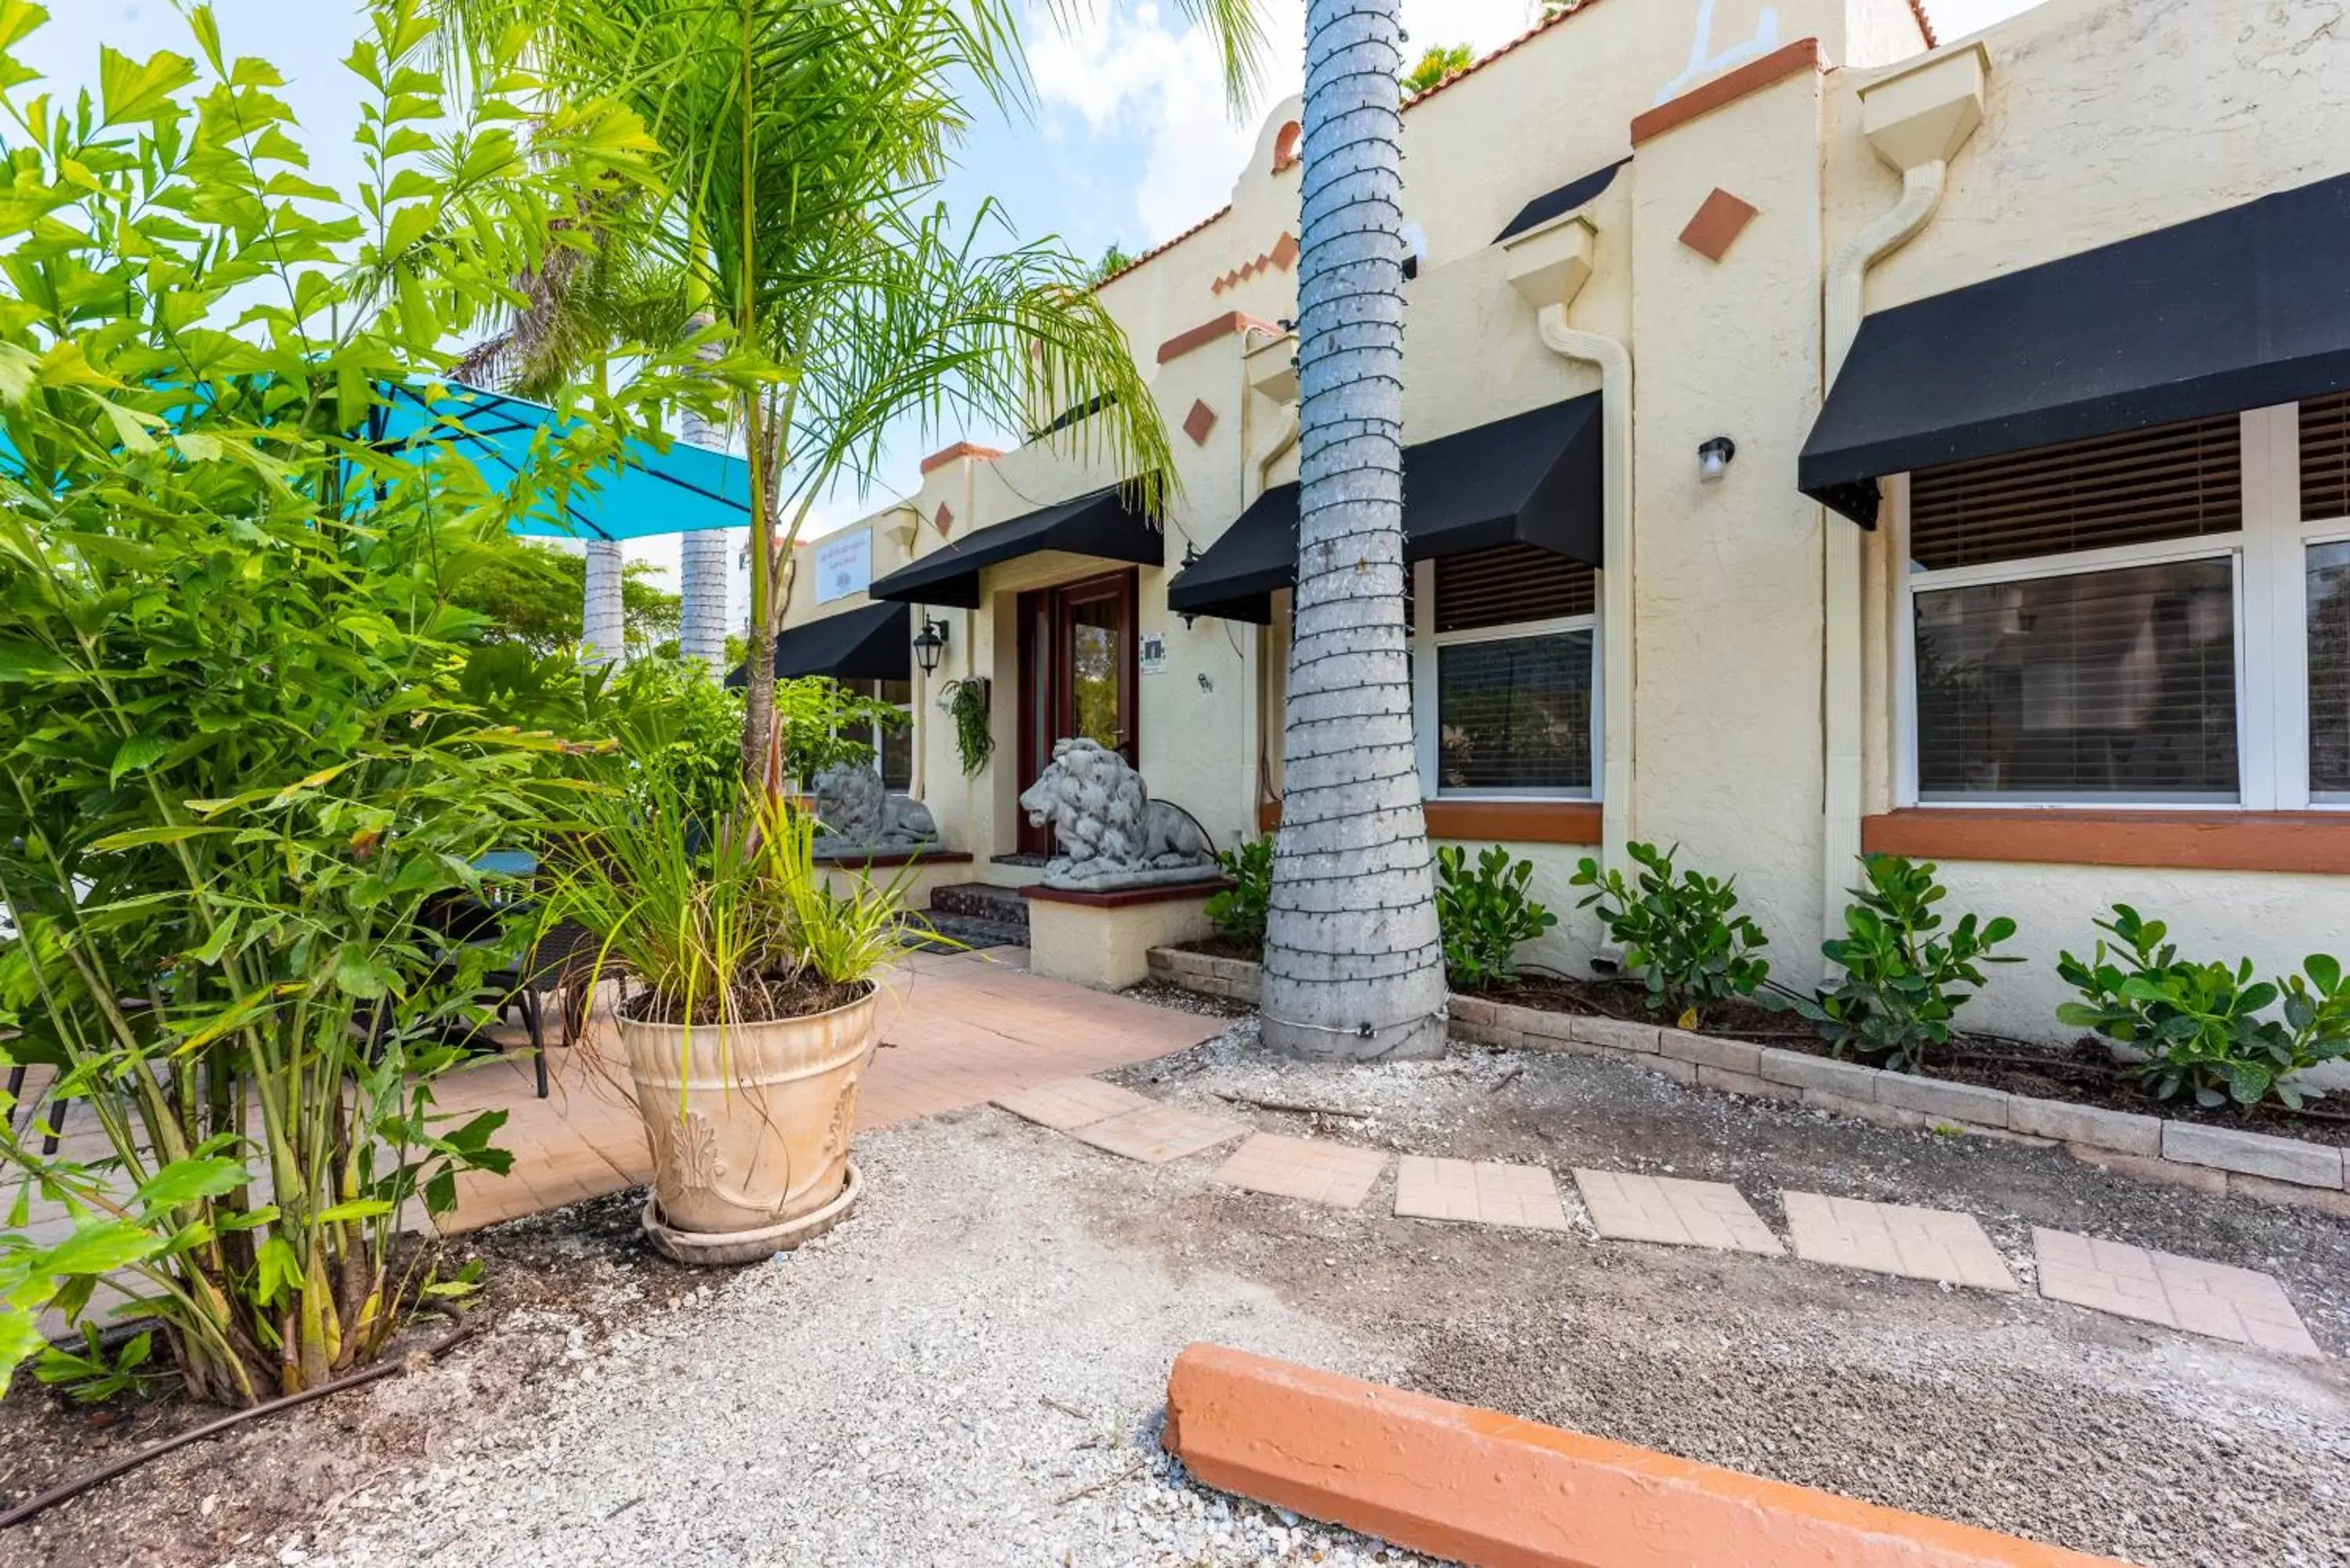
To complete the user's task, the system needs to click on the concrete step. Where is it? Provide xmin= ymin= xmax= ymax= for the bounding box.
xmin=907 ymin=910 xmax=1030 ymax=953
xmin=929 ymin=881 xmax=1031 ymax=930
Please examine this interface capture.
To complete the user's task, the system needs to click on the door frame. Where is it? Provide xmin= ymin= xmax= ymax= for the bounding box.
xmin=1016 ymin=568 xmax=1141 ymax=855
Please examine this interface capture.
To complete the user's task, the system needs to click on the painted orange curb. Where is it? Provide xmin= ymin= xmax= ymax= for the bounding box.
xmin=1163 ymin=1344 xmax=2135 ymax=1568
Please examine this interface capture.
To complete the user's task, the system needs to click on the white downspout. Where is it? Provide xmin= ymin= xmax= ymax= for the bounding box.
xmin=1537 ymin=304 xmax=1636 ymax=868
xmin=1818 ymin=39 xmax=1990 ymax=952
xmin=1821 ymin=159 xmax=1945 ymax=947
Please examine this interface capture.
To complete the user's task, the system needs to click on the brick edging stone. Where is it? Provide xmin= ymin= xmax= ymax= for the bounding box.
xmin=1144 ymin=948 xmax=2350 ymax=1212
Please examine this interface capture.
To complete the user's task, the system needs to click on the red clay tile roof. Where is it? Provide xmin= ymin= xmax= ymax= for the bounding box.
xmin=1911 ymin=0 xmax=1939 ymax=49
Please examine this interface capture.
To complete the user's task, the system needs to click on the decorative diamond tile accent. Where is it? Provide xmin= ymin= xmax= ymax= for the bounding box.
xmin=1781 ymin=1192 xmax=2018 ymax=1292
xmin=1183 ymin=399 xmax=1219 ymax=446
xmin=934 ymin=503 xmax=955 ymax=537
xmin=1573 ymin=1170 xmax=1782 ymax=1255
xmin=991 ymin=1077 xmax=1154 ymax=1132
xmin=1213 ymin=1134 xmax=1388 ymax=1209
xmin=1679 ymin=187 xmax=1759 ymax=262
xmin=1065 ymin=1104 xmax=1246 ymax=1165
xmin=1270 ymin=231 xmax=1300 ymax=271
xmin=2034 ymin=1228 xmax=2322 ymax=1358
xmin=1395 ymin=1158 xmax=1568 ymax=1231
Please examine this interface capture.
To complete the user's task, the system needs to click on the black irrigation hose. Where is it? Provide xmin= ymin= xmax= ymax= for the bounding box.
xmin=0 ymin=1322 xmax=479 ymax=1532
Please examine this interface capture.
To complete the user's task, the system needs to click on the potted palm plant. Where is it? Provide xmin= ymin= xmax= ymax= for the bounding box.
xmin=551 ymin=744 xmax=915 ymax=1265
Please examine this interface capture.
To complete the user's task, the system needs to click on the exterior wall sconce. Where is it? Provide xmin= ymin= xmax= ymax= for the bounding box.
xmin=1697 ymin=435 xmax=1737 ymax=483
xmin=912 ymin=616 xmax=950 ymax=676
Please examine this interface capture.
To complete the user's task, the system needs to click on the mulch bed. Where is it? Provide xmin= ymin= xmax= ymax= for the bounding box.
xmin=1476 ymin=971 xmax=2350 ymax=1150
xmin=1171 ymin=939 xmax=2350 ymax=1150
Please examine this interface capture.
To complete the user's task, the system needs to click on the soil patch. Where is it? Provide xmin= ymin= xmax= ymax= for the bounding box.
xmin=617 ymin=974 xmax=870 ymax=1028
xmin=1173 ymin=934 xmax=1263 ymax=963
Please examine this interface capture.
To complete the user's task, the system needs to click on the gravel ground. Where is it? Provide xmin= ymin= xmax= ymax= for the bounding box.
xmin=8 ymin=1011 xmax=2349 ymax=1568
xmin=292 ymin=1115 xmax=1430 ymax=1568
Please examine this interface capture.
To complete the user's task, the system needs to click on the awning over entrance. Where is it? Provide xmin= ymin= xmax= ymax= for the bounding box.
xmin=866 ymin=482 xmax=1160 ymax=609
xmin=725 ymin=600 xmax=910 ymax=688
xmin=1166 ymin=394 xmax=1604 ymax=624
xmin=1801 ymin=170 xmax=2350 ymax=527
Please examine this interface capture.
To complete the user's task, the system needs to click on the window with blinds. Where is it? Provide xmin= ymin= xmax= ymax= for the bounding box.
xmin=1434 ymin=544 xmax=1596 ymax=631
xmin=1426 ymin=543 xmax=1596 ymax=795
xmin=1908 ymin=414 xmax=2243 ymax=571
xmin=2306 ymin=391 xmax=2350 ymax=522
xmin=1914 ymin=559 xmax=2240 ymax=801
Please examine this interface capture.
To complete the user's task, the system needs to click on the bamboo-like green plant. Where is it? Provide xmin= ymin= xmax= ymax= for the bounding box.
xmin=430 ymin=0 xmax=1269 ymax=789
xmin=0 ymin=2 xmax=702 ymax=1403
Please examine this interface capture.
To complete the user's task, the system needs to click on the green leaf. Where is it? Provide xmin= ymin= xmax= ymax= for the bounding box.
xmin=0 ymin=1309 xmax=46 ymax=1397
xmin=0 ymin=637 xmax=74 ymax=681
xmin=313 ymin=1198 xmax=393 ymax=1224
xmin=108 ymin=734 xmax=172 ymax=786
xmin=2306 ymin=954 xmax=2341 ymax=995
xmin=41 ymin=1219 xmax=164 ymax=1277
xmin=132 ymin=1156 xmax=248 ymax=1209
xmin=97 ymin=45 xmax=197 ymax=126
xmin=89 ymin=823 xmax=231 ymax=852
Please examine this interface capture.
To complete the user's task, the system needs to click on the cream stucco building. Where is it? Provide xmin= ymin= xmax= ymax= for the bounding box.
xmin=772 ymin=0 xmax=2350 ymax=1035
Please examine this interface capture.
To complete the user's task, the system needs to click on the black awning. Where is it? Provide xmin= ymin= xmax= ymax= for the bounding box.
xmin=1802 ymin=170 xmax=2350 ymax=527
xmin=724 ymin=600 xmax=909 ymax=688
xmin=1495 ymin=160 xmax=1625 ymax=244
xmin=866 ymin=482 xmax=1159 ymax=609
xmin=1166 ymin=394 xmax=1604 ymax=624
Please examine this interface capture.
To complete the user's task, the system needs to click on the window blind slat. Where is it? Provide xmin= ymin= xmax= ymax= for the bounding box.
xmin=2305 ymin=391 xmax=2350 ymax=522
xmin=1910 ymin=414 xmax=2243 ymax=571
xmin=1433 ymin=544 xmax=1595 ymax=632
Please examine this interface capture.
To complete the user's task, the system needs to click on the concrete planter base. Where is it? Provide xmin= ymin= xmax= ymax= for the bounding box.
xmin=1028 ymin=882 xmax=1224 ymax=990
xmin=1145 ymin=948 xmax=2350 ymax=1211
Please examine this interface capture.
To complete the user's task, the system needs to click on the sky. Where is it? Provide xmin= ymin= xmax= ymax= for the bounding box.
xmin=20 ymin=0 xmax=2049 ymax=590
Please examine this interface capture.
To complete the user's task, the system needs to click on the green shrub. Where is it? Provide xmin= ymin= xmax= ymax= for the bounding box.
xmin=1794 ymin=854 xmax=2019 ymax=1072
xmin=0 ymin=5 xmax=692 ymax=1404
xmin=2056 ymin=906 xmax=2350 ymax=1108
xmin=1437 ymin=845 xmax=1559 ymax=989
xmin=1204 ymin=836 xmax=1274 ymax=951
xmin=1571 ymin=842 xmax=1770 ymax=1025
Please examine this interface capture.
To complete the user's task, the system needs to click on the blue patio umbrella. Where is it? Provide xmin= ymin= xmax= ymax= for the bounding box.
xmin=371 ymin=380 xmax=754 ymax=541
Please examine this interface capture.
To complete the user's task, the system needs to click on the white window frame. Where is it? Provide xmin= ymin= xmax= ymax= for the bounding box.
xmin=1410 ymin=558 xmax=1604 ymax=802
xmin=1893 ymin=401 xmax=2347 ymax=812
xmin=861 ymin=679 xmax=915 ymax=790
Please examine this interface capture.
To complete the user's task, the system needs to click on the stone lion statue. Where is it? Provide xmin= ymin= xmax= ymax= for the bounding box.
xmin=812 ymin=764 xmax=938 ymax=852
xmin=1017 ymin=738 xmax=1215 ymax=891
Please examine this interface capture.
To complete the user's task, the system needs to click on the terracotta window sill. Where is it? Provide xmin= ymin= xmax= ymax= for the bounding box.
xmin=1863 ymin=808 xmax=2350 ymax=875
xmin=1255 ymin=799 xmax=1601 ymax=847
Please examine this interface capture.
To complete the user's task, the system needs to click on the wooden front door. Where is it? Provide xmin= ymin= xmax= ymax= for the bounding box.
xmin=1017 ymin=569 xmax=1140 ymax=856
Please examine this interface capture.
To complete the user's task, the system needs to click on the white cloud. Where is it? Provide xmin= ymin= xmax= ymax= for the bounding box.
xmin=1028 ymin=1 xmax=1548 ymax=245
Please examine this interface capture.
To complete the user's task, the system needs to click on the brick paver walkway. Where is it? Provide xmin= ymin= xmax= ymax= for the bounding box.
xmin=1068 ymin=1104 xmax=1249 ymax=1164
xmin=1394 ymin=1157 xmax=1569 ymax=1230
xmin=1783 ymin=1192 xmax=2019 ymax=1292
xmin=427 ymin=947 xmax=1224 ymax=1230
xmin=1573 ymin=1170 xmax=1783 ymax=1255
xmin=1213 ymin=1133 xmax=1390 ymax=1209
xmin=992 ymin=1076 xmax=1155 ymax=1131
xmin=2034 ymin=1227 xmax=2322 ymax=1358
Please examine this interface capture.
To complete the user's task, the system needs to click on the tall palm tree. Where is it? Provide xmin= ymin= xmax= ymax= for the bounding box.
xmin=443 ymin=0 xmax=1268 ymax=787
xmin=1259 ymin=0 xmax=1448 ymax=1060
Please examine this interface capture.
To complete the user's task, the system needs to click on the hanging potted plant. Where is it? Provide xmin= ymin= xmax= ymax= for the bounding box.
xmin=548 ymin=756 xmax=918 ymax=1264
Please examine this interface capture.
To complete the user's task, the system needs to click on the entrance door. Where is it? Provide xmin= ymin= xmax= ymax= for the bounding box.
xmin=1017 ymin=569 xmax=1140 ymax=856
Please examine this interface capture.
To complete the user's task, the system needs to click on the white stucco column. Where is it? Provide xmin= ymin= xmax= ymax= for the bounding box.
xmin=581 ymin=537 xmax=627 ymax=667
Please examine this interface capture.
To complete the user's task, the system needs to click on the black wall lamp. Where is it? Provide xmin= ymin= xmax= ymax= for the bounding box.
xmin=1698 ymin=435 xmax=1737 ymax=483
xmin=912 ymin=616 xmax=950 ymax=676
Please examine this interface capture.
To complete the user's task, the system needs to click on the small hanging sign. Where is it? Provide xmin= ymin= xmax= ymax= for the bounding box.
xmin=1138 ymin=633 xmax=1168 ymax=675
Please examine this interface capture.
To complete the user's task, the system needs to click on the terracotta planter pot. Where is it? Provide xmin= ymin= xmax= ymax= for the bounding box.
xmin=616 ymin=985 xmax=879 ymax=1264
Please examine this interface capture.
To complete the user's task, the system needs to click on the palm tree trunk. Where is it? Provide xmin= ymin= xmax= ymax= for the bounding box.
xmin=680 ymin=317 xmax=733 ymax=677
xmin=1259 ymin=0 xmax=1448 ymax=1060
xmin=581 ymin=538 xmax=627 ymax=666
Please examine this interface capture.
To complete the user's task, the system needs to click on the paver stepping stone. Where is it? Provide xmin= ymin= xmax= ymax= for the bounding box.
xmin=990 ymin=1076 xmax=1154 ymax=1131
xmin=1395 ymin=1158 xmax=1568 ymax=1231
xmin=1781 ymin=1192 xmax=2018 ymax=1292
xmin=1065 ymin=1103 xmax=1247 ymax=1164
xmin=1214 ymin=1134 xmax=1388 ymax=1209
xmin=1573 ymin=1170 xmax=1782 ymax=1255
xmin=2034 ymin=1228 xmax=2322 ymax=1359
